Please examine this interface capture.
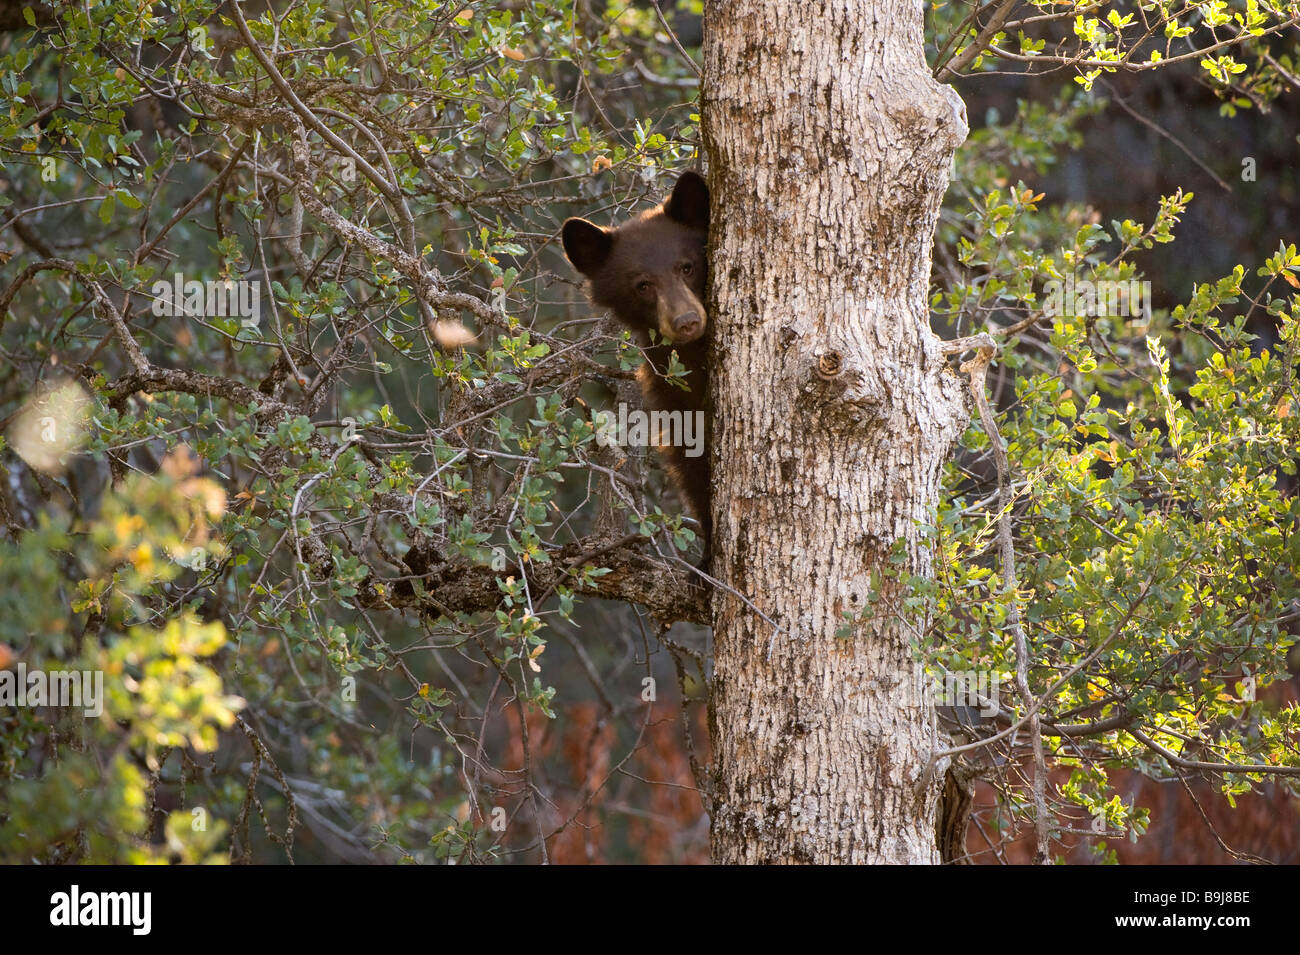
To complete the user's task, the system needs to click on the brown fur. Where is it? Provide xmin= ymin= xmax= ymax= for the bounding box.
xmin=562 ymin=172 xmax=712 ymax=548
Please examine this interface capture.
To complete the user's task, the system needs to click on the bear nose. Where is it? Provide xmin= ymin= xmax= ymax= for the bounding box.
xmin=672 ymin=311 xmax=701 ymax=338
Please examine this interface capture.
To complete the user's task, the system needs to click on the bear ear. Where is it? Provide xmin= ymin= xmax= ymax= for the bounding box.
xmin=663 ymin=170 xmax=710 ymax=231
xmin=561 ymin=218 xmax=614 ymax=275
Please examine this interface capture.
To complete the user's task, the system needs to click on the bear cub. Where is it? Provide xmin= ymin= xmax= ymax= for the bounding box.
xmin=562 ymin=171 xmax=712 ymax=549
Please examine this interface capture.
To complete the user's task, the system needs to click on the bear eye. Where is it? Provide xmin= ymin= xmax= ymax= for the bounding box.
xmin=680 ymin=262 xmax=694 ymax=277
xmin=636 ymin=279 xmax=653 ymax=295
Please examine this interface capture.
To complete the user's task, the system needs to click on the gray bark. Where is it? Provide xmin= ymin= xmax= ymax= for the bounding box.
xmin=702 ymin=0 xmax=971 ymax=864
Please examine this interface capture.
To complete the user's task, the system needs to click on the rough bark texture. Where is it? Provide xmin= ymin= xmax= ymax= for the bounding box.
xmin=702 ymin=0 xmax=971 ymax=863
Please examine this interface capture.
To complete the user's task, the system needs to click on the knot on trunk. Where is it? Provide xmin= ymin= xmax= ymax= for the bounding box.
xmin=815 ymin=350 xmax=843 ymax=379
xmin=798 ymin=348 xmax=887 ymax=433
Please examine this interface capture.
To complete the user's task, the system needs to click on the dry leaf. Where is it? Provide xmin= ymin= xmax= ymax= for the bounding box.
xmin=431 ymin=319 xmax=477 ymax=348
xmin=7 ymin=380 xmax=91 ymax=474
xmin=160 ymin=443 xmax=200 ymax=480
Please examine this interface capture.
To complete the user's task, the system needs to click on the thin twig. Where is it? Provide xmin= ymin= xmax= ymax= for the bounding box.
xmin=961 ymin=340 xmax=1050 ymax=864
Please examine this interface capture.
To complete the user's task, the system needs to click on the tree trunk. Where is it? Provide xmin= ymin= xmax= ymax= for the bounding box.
xmin=702 ymin=0 xmax=971 ymax=864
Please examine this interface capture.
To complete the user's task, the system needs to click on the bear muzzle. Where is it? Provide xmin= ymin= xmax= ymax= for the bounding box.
xmin=671 ymin=310 xmax=703 ymax=341
xmin=656 ymin=288 xmax=707 ymax=344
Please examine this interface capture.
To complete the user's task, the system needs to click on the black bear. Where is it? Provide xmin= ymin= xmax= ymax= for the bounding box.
xmin=562 ymin=171 xmax=712 ymax=549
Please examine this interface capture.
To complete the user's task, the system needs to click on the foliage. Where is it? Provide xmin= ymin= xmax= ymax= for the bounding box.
xmin=927 ymin=0 xmax=1300 ymax=113
xmin=1 ymin=0 xmax=708 ymax=864
xmin=925 ymin=95 xmax=1300 ymax=860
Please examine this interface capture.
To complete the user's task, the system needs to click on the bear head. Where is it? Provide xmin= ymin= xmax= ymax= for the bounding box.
xmin=561 ymin=171 xmax=710 ymax=346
